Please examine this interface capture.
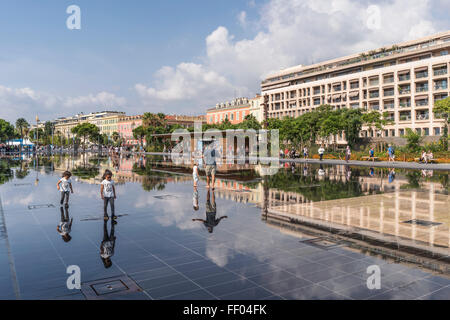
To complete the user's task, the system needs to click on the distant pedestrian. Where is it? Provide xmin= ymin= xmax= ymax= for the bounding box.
xmin=57 ymin=171 xmax=73 ymax=207
xmin=303 ymin=147 xmax=308 ymax=159
xmin=369 ymin=147 xmax=375 ymax=162
xmin=192 ymin=160 xmax=199 ymax=187
xmin=101 ymin=170 xmax=117 ymax=221
xmin=345 ymin=146 xmax=351 ymax=162
xmin=318 ymin=145 xmax=325 ymax=161
xmin=420 ymin=150 xmax=427 ymax=163
xmin=387 ymin=145 xmax=395 ymax=162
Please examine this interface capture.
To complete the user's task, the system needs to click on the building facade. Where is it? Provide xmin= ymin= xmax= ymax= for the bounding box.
xmin=206 ymin=98 xmax=251 ymax=125
xmin=261 ymin=31 xmax=450 ymax=138
xmin=118 ymin=115 xmax=143 ymax=146
xmin=165 ymin=115 xmax=206 ymax=128
xmin=249 ymin=94 xmax=264 ymax=123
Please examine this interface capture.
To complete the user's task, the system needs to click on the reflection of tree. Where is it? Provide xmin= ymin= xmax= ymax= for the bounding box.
xmin=401 ymin=171 xmax=422 ymax=190
xmin=72 ymin=165 xmax=99 ymax=179
xmin=132 ymin=163 xmax=168 ymax=192
xmin=15 ymin=163 xmax=29 ymax=179
xmin=265 ymin=168 xmax=364 ymax=202
xmin=0 ymin=159 xmax=15 ymax=185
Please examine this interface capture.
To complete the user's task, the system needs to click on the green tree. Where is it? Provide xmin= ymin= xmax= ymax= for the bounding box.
xmin=434 ymin=97 xmax=450 ymax=150
xmin=405 ymin=128 xmax=422 ymax=152
xmin=0 ymin=119 xmax=15 ymax=142
xmin=15 ymin=118 xmax=29 ymax=141
xmin=71 ymin=123 xmax=100 ymax=151
xmin=132 ymin=125 xmax=146 ymax=149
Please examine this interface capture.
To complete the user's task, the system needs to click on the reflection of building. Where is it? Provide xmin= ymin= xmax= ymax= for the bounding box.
xmin=261 ymin=31 xmax=450 ymax=139
xmin=207 ymin=97 xmax=251 ymax=124
xmin=213 ymin=178 xmax=262 ymax=205
xmin=262 ymin=174 xmax=449 ymax=273
xmin=165 ymin=115 xmax=206 ymax=128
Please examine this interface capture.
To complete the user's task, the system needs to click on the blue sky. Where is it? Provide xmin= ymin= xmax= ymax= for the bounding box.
xmin=0 ymin=0 xmax=449 ymax=123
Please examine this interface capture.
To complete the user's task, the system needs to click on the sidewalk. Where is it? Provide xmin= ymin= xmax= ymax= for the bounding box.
xmin=280 ymin=158 xmax=450 ymax=170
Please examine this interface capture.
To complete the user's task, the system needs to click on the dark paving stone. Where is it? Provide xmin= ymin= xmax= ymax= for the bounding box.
xmin=319 ymin=274 xmax=365 ymax=292
xmin=146 ymin=280 xmax=202 ymax=299
xmin=381 ymin=272 xmax=422 ymax=289
xmin=206 ymin=279 xmax=257 ymax=297
xmin=129 ymin=266 xmax=178 ymax=282
xmin=181 ymin=265 xmax=228 ymax=280
xmin=283 ymin=262 xmax=329 ymax=277
xmin=261 ymin=276 xmax=312 ymax=294
xmin=424 ymin=275 xmax=450 ymax=287
xmin=137 ymin=273 xmax=187 ymax=290
xmin=302 ymin=267 xmax=348 ymax=283
xmin=248 ymin=270 xmax=298 ymax=286
xmin=395 ymin=279 xmax=444 ymax=298
xmin=260 ymin=295 xmax=284 ymax=300
xmin=419 ymin=286 xmax=450 ymax=300
xmin=337 ymin=283 xmax=391 ymax=300
xmin=220 ymin=286 xmax=273 ymax=300
xmin=162 ymin=289 xmax=217 ymax=300
xmin=280 ymin=284 xmax=335 ymax=300
xmin=195 ymin=271 xmax=243 ymax=288
xmin=368 ymin=289 xmax=416 ymax=300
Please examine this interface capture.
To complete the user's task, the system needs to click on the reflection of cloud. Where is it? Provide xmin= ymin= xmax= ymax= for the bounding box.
xmin=205 ymin=241 xmax=231 ymax=267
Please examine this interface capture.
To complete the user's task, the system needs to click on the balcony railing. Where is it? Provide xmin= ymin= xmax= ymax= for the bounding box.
xmin=384 ymin=77 xmax=394 ymax=84
xmin=350 ymin=84 xmax=359 ymax=89
xmin=433 ymin=69 xmax=447 ymax=76
xmin=434 ymin=84 xmax=448 ymax=90
xmin=384 ymin=103 xmax=395 ymax=109
xmin=399 ymin=89 xmax=411 ymax=94
xmin=399 ymin=102 xmax=411 ymax=108
xmin=416 ymin=86 xmax=428 ymax=93
xmin=416 ymin=114 xmax=429 ymax=120
xmin=399 ymin=115 xmax=411 ymax=121
xmin=416 ymin=71 xmax=428 ymax=79
xmin=371 ymin=105 xmax=380 ymax=110
xmin=369 ymin=92 xmax=380 ymax=98
xmin=384 ymin=90 xmax=395 ymax=96
xmin=416 ymin=100 xmax=429 ymax=106
xmin=369 ymin=80 xmax=379 ymax=86
xmin=398 ymin=75 xmax=410 ymax=81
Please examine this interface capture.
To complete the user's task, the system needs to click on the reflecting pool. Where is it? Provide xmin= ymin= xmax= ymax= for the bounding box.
xmin=0 ymin=154 xmax=449 ymax=300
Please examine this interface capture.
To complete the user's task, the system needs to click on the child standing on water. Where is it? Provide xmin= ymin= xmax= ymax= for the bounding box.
xmin=193 ymin=161 xmax=199 ymax=187
xmin=57 ymin=171 xmax=73 ymax=207
xmin=101 ymin=170 xmax=117 ymax=221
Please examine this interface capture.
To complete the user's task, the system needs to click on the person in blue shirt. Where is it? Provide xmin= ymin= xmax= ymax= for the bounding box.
xmin=387 ymin=145 xmax=395 ymax=162
xmin=369 ymin=147 xmax=375 ymax=162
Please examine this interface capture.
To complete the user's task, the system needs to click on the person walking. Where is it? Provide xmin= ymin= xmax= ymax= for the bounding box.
xmin=57 ymin=171 xmax=73 ymax=207
xmin=303 ymin=146 xmax=308 ymax=160
xmin=369 ymin=147 xmax=375 ymax=162
xmin=203 ymin=143 xmax=217 ymax=190
xmin=318 ymin=145 xmax=325 ymax=161
xmin=345 ymin=145 xmax=351 ymax=163
xmin=387 ymin=145 xmax=395 ymax=162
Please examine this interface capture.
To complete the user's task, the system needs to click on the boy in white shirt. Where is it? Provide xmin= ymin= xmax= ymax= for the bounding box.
xmin=193 ymin=161 xmax=199 ymax=187
xmin=101 ymin=170 xmax=117 ymax=221
xmin=57 ymin=171 xmax=73 ymax=207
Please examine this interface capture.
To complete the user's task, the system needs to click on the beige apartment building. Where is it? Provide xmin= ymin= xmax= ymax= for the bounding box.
xmin=249 ymin=94 xmax=264 ymax=123
xmin=261 ymin=31 xmax=450 ymax=138
xmin=54 ymin=111 xmax=125 ymax=139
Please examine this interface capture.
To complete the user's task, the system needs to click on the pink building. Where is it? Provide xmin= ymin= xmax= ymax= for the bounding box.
xmin=117 ymin=115 xmax=144 ymax=146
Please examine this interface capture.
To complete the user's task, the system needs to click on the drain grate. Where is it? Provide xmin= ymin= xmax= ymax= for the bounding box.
xmin=403 ymin=219 xmax=442 ymax=227
xmin=80 ymin=214 xmax=129 ymax=221
xmin=28 ymin=204 xmax=55 ymax=210
xmin=300 ymin=236 xmax=347 ymax=250
xmin=81 ymin=276 xmax=142 ymax=300
xmin=153 ymin=194 xmax=179 ymax=200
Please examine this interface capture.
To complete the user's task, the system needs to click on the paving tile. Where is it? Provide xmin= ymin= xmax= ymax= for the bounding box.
xmin=206 ymin=279 xmax=257 ymax=297
xmin=162 ymin=289 xmax=217 ymax=300
xmin=220 ymin=286 xmax=273 ymax=300
xmin=418 ymin=286 xmax=450 ymax=300
xmin=280 ymin=284 xmax=335 ymax=300
xmin=145 ymin=280 xmax=202 ymax=299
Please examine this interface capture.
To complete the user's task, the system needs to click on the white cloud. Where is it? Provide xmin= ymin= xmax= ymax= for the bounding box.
xmin=135 ymin=0 xmax=449 ymax=114
xmin=0 ymin=85 xmax=126 ymax=123
xmin=238 ymin=11 xmax=247 ymax=27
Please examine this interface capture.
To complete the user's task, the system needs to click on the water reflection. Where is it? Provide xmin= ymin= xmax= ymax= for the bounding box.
xmin=57 ymin=206 xmax=73 ymax=242
xmin=192 ymin=189 xmax=228 ymax=233
xmin=100 ymin=219 xmax=116 ymax=269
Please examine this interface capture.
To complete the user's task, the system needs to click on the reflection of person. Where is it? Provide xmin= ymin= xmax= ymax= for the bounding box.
xmin=101 ymin=170 xmax=117 ymax=221
xmin=369 ymin=167 xmax=374 ymax=176
xmin=100 ymin=220 xmax=116 ymax=269
xmin=345 ymin=146 xmax=351 ymax=163
xmin=192 ymin=190 xmax=227 ymax=233
xmin=388 ymin=168 xmax=396 ymax=183
xmin=57 ymin=171 xmax=73 ymax=207
xmin=57 ymin=206 xmax=73 ymax=242
xmin=387 ymin=145 xmax=395 ymax=162
xmin=193 ymin=186 xmax=199 ymax=211
xmin=203 ymin=143 xmax=217 ymax=190
xmin=318 ymin=145 xmax=325 ymax=161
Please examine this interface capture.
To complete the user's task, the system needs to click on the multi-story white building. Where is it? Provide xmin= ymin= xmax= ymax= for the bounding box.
xmin=261 ymin=31 xmax=450 ymax=138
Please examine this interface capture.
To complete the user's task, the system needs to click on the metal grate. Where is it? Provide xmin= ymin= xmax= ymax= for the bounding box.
xmin=300 ymin=236 xmax=347 ymax=250
xmin=28 ymin=204 xmax=55 ymax=210
xmin=81 ymin=276 xmax=142 ymax=300
xmin=403 ymin=219 xmax=442 ymax=227
xmin=153 ymin=194 xmax=179 ymax=200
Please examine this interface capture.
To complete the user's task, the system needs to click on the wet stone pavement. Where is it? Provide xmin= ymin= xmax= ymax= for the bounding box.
xmin=0 ymin=156 xmax=449 ymax=300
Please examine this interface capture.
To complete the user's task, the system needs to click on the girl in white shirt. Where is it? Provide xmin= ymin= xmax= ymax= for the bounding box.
xmin=101 ymin=170 xmax=117 ymax=221
xmin=57 ymin=171 xmax=73 ymax=207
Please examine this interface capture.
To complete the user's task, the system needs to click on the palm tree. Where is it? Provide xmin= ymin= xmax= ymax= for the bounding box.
xmin=15 ymin=118 xmax=29 ymax=141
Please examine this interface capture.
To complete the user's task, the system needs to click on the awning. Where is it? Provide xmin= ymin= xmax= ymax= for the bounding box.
xmin=332 ymin=94 xmax=341 ymax=99
xmin=349 ymin=91 xmax=359 ymax=98
xmin=398 ymin=69 xmax=410 ymax=75
xmin=414 ymin=95 xmax=428 ymax=100
xmin=414 ymin=66 xmax=428 ymax=72
xmin=341 ymin=93 xmax=347 ymax=99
